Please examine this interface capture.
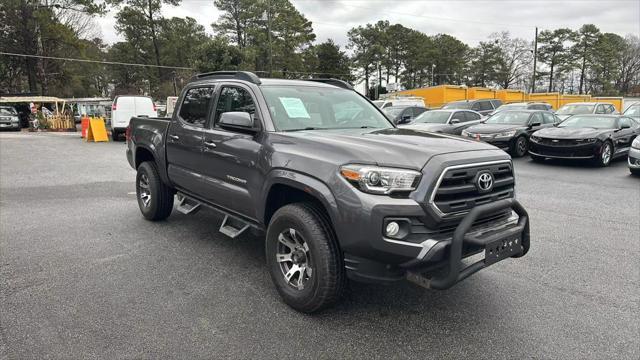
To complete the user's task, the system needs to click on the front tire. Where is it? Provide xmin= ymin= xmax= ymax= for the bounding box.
xmin=136 ymin=161 xmax=174 ymax=221
xmin=265 ymin=203 xmax=346 ymax=313
xmin=631 ymin=168 xmax=640 ymax=176
xmin=511 ymin=136 xmax=528 ymax=157
xmin=593 ymin=141 xmax=613 ymax=167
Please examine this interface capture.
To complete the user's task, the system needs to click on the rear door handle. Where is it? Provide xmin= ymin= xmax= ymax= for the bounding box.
xmin=169 ymin=135 xmax=179 ymax=141
xmin=204 ymin=141 xmax=217 ymax=148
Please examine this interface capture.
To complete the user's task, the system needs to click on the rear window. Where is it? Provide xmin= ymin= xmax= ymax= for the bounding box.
xmin=442 ymin=101 xmax=471 ymax=109
xmin=179 ymin=87 xmax=214 ymax=126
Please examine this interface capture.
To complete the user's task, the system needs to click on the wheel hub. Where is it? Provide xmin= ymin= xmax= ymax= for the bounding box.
xmin=276 ymin=228 xmax=313 ymax=290
xmin=138 ymin=174 xmax=151 ymax=207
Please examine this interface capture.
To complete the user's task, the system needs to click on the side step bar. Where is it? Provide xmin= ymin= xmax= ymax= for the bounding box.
xmin=174 ymin=192 xmax=256 ymax=239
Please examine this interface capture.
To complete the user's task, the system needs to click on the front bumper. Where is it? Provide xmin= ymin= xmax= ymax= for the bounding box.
xmin=529 ymin=140 xmax=599 ymax=159
xmin=628 ymin=147 xmax=640 ymax=169
xmin=0 ymin=122 xmax=20 ymax=129
xmin=343 ymin=197 xmax=530 ymax=288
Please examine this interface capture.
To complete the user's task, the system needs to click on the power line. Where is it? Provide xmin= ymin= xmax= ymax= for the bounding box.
xmin=0 ymin=52 xmax=352 ymax=77
xmin=0 ymin=52 xmax=194 ymax=70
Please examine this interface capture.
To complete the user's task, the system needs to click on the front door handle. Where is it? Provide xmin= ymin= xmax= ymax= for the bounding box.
xmin=169 ymin=135 xmax=179 ymax=141
xmin=204 ymin=141 xmax=217 ymax=148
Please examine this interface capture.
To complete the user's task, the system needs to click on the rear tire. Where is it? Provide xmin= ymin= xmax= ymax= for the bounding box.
xmin=265 ymin=203 xmax=346 ymax=313
xmin=111 ymin=129 xmax=120 ymax=141
xmin=511 ymin=136 xmax=528 ymax=157
xmin=593 ymin=141 xmax=613 ymax=167
xmin=631 ymin=168 xmax=640 ymax=176
xmin=136 ymin=161 xmax=173 ymax=221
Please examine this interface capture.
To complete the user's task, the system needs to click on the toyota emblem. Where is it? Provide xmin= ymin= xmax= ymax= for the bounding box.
xmin=476 ymin=171 xmax=494 ymax=192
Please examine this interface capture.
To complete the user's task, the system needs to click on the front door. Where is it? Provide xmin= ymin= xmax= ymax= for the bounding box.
xmin=200 ymin=84 xmax=263 ymax=220
xmin=166 ymin=86 xmax=215 ymax=194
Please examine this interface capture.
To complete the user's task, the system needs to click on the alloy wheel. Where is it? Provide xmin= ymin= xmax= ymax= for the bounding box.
xmin=601 ymin=143 xmax=611 ymax=165
xmin=139 ymin=173 xmax=151 ymax=207
xmin=276 ymin=228 xmax=313 ymax=290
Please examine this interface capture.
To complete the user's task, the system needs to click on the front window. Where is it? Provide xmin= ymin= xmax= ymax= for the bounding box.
xmin=485 ymin=111 xmax=531 ymax=125
xmin=556 ymin=104 xmax=595 ymax=115
xmin=624 ymin=105 xmax=640 ymax=116
xmin=382 ymin=107 xmax=404 ymax=118
xmin=558 ymin=116 xmax=617 ymax=129
xmin=261 ymin=86 xmax=393 ymax=131
xmin=413 ymin=111 xmax=452 ymax=124
xmin=0 ymin=107 xmax=17 ymax=115
xmin=442 ymin=101 xmax=471 ymax=110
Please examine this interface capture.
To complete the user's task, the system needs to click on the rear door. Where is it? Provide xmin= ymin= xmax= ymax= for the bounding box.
xmin=166 ymin=86 xmax=215 ymax=194
xmin=200 ymin=83 xmax=263 ymax=220
xmin=112 ymin=97 xmax=135 ymax=129
xmin=134 ymin=97 xmax=157 ymax=118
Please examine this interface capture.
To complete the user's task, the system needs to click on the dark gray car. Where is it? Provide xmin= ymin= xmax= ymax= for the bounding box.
xmin=400 ymin=109 xmax=483 ymax=135
xmin=442 ymin=99 xmax=502 ymax=116
xmin=126 ymin=72 xmax=531 ymax=313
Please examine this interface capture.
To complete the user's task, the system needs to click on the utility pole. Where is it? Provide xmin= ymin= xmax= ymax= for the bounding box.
xmin=267 ymin=0 xmax=273 ymax=77
xmin=531 ymin=27 xmax=538 ymax=93
xmin=431 ymin=64 xmax=436 ymax=86
xmin=172 ymin=71 xmax=177 ymax=96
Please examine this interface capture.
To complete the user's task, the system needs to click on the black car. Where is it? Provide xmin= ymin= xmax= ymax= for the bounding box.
xmin=442 ymin=99 xmax=502 ymax=116
xmin=382 ymin=105 xmax=429 ymax=125
xmin=462 ymin=110 xmax=560 ymax=157
xmin=529 ymin=115 xmax=640 ymax=167
xmin=401 ymin=109 xmax=483 ymax=135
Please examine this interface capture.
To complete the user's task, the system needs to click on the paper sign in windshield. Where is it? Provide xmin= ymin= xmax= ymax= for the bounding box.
xmin=279 ymin=97 xmax=310 ymax=118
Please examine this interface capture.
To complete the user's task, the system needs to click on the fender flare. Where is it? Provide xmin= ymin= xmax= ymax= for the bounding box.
xmin=134 ymin=144 xmax=170 ymax=185
xmin=259 ymin=169 xmax=339 ymax=226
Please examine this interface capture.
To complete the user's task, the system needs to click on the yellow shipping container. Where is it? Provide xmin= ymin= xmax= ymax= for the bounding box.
xmin=558 ymin=94 xmax=591 ymax=108
xmin=467 ymin=87 xmax=497 ymax=100
xmin=396 ymin=85 xmax=467 ymax=108
xmin=591 ymin=97 xmax=623 ymax=112
xmin=496 ymin=89 xmax=526 ymax=104
xmin=527 ymin=93 xmax=561 ymax=109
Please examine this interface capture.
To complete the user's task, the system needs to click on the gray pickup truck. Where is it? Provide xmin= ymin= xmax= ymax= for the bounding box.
xmin=126 ymin=71 xmax=530 ymax=313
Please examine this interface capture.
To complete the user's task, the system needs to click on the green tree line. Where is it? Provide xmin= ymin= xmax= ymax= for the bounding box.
xmin=1 ymin=0 xmax=638 ymax=100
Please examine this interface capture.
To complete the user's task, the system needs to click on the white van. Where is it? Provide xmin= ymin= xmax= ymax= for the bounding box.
xmin=375 ymin=97 xmax=425 ymax=109
xmin=111 ymin=96 xmax=157 ymax=140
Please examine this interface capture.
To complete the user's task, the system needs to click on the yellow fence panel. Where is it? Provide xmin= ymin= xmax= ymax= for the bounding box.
xmin=396 ymin=85 xmax=467 ymax=108
xmin=527 ymin=93 xmax=561 ymax=109
xmin=558 ymin=95 xmax=592 ymax=108
xmin=466 ymin=87 xmax=497 ymax=100
xmin=496 ymin=89 xmax=526 ymax=104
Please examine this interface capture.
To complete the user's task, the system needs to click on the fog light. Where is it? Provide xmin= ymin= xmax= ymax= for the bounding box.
xmin=385 ymin=222 xmax=400 ymax=237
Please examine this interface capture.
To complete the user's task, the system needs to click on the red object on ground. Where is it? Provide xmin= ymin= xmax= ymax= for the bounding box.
xmin=81 ymin=117 xmax=90 ymax=138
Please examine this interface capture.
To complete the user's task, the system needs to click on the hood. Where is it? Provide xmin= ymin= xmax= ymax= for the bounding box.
xmin=464 ymin=123 xmax=524 ymax=134
xmin=270 ymin=127 xmax=501 ymax=170
xmin=533 ymin=127 xmax=611 ymax=139
xmin=402 ymin=123 xmax=451 ymax=132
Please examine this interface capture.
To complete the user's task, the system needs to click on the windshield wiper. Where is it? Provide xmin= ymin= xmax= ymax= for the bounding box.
xmin=284 ymin=127 xmax=327 ymax=132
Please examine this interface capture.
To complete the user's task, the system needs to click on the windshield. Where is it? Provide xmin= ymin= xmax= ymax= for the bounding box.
xmin=0 ymin=107 xmax=17 ymax=115
xmin=442 ymin=101 xmax=471 ymax=109
xmin=624 ymin=105 xmax=640 ymax=116
xmin=261 ymin=86 xmax=393 ymax=131
xmin=556 ymin=104 xmax=595 ymax=115
xmin=558 ymin=116 xmax=616 ymax=129
xmin=413 ymin=111 xmax=451 ymax=124
xmin=485 ymin=111 xmax=531 ymax=125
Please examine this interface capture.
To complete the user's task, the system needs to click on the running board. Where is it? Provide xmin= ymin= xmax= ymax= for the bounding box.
xmin=176 ymin=194 xmax=201 ymax=215
xmin=219 ymin=215 xmax=250 ymax=239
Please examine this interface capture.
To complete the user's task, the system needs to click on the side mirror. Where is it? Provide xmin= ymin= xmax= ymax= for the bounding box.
xmin=450 ymin=118 xmax=460 ymax=124
xmin=620 ymin=123 xmax=631 ymax=129
xmin=529 ymin=122 xmax=541 ymax=128
xmin=219 ymin=111 xmax=256 ymax=131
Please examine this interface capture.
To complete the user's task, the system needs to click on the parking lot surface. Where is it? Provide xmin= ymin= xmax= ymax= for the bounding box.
xmin=1 ymin=132 xmax=638 ymax=359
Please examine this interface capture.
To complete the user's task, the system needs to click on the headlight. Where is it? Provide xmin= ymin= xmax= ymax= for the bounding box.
xmin=530 ymin=135 xmax=539 ymax=142
xmin=496 ymin=130 xmax=516 ymax=137
xmin=461 ymin=130 xmax=471 ymax=137
xmin=632 ymin=137 xmax=640 ymax=149
xmin=575 ymin=138 xmax=597 ymax=143
xmin=340 ymin=164 xmax=421 ymax=195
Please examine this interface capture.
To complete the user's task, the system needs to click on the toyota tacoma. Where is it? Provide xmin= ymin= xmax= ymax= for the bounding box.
xmin=126 ymin=71 xmax=530 ymax=313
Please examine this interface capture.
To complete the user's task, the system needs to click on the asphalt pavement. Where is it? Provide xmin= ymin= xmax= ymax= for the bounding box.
xmin=1 ymin=131 xmax=638 ymax=359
